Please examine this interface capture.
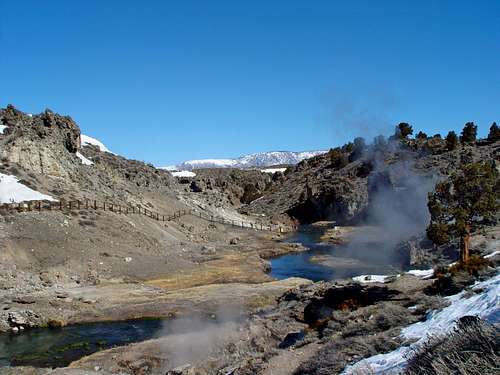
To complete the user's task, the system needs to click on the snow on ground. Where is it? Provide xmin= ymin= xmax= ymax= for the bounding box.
xmin=0 ymin=125 xmax=7 ymax=134
xmin=76 ymin=152 xmax=93 ymax=166
xmin=81 ymin=134 xmax=113 ymax=154
xmin=159 ymin=165 xmax=178 ymax=171
xmin=0 ymin=173 xmax=56 ymax=204
xmin=406 ymin=269 xmax=434 ymax=279
xmin=261 ymin=168 xmax=287 ymax=174
xmin=342 ymin=270 xmax=500 ymax=374
xmin=485 ymin=250 xmax=500 ymax=259
xmin=352 ymin=275 xmax=391 ymax=283
xmin=180 ymin=158 xmax=238 ymax=169
xmin=171 ymin=170 xmax=196 ymax=178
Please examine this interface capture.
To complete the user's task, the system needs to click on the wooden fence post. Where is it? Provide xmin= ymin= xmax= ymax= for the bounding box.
xmin=103 ymin=202 xmax=106 ymax=210
xmin=37 ymin=201 xmax=41 ymax=211
xmin=60 ymin=201 xmax=63 ymax=210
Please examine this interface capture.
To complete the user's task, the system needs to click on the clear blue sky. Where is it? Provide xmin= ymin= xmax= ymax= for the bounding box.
xmin=1 ymin=1 xmax=499 ymax=165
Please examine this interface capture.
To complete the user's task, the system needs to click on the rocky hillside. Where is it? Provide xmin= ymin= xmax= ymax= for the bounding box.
xmin=241 ymin=136 xmax=500 ymax=225
xmin=0 ymin=105 xmax=181 ymax=210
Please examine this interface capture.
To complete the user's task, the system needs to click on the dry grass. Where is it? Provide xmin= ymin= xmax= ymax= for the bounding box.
xmin=405 ymin=317 xmax=499 ymax=375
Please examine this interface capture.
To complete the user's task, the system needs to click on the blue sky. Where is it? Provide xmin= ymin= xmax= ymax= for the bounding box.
xmin=1 ymin=1 xmax=499 ymax=165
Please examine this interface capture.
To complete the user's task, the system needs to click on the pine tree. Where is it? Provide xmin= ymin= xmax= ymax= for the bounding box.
xmin=416 ymin=131 xmax=428 ymax=140
xmin=487 ymin=122 xmax=500 ymax=142
xmin=460 ymin=122 xmax=477 ymax=144
xmin=349 ymin=137 xmax=366 ymax=162
xmin=395 ymin=122 xmax=413 ymax=139
xmin=445 ymin=131 xmax=458 ymax=151
xmin=427 ymin=163 xmax=499 ymax=263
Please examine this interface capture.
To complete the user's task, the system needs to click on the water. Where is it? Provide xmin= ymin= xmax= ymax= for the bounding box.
xmin=0 ymin=226 xmax=404 ymax=369
xmin=270 ymin=227 xmax=405 ymax=281
xmin=0 ymin=318 xmax=164 ymax=368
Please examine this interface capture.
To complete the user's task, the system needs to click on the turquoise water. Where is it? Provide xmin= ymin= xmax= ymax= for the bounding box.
xmin=0 ymin=318 xmax=165 ymax=368
xmin=270 ymin=228 xmax=404 ymax=281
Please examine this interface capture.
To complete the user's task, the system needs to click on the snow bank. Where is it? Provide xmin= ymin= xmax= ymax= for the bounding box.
xmin=406 ymin=269 xmax=434 ymax=279
xmin=171 ymin=170 xmax=196 ymax=178
xmin=76 ymin=152 xmax=93 ymax=166
xmin=81 ymin=134 xmax=113 ymax=153
xmin=352 ymin=275 xmax=391 ymax=283
xmin=261 ymin=168 xmax=287 ymax=174
xmin=0 ymin=125 xmax=7 ymax=134
xmin=0 ymin=173 xmax=56 ymax=204
xmin=485 ymin=250 xmax=500 ymax=259
xmin=342 ymin=271 xmax=500 ymax=374
xmin=159 ymin=165 xmax=178 ymax=171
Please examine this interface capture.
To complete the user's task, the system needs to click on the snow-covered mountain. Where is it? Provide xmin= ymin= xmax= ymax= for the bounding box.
xmin=163 ymin=150 xmax=327 ymax=171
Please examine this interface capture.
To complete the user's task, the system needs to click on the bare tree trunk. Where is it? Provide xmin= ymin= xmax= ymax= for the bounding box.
xmin=460 ymin=224 xmax=471 ymax=263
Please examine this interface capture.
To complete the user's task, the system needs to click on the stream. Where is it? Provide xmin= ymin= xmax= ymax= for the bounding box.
xmin=270 ymin=226 xmax=406 ymax=281
xmin=0 ymin=318 xmax=165 ymax=368
xmin=0 ymin=225 xmax=406 ymax=368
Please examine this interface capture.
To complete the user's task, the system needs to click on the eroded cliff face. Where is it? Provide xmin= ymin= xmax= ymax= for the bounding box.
xmin=0 ymin=105 xmax=81 ymax=178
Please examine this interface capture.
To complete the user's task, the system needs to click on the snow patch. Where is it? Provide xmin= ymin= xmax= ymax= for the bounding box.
xmin=159 ymin=165 xmax=178 ymax=172
xmin=261 ymin=168 xmax=287 ymax=174
xmin=76 ymin=152 xmax=93 ymax=166
xmin=352 ymin=275 xmax=391 ymax=284
xmin=0 ymin=125 xmax=7 ymax=134
xmin=0 ymin=173 xmax=56 ymax=204
xmin=406 ymin=269 xmax=434 ymax=279
xmin=485 ymin=250 xmax=500 ymax=259
xmin=81 ymin=135 xmax=113 ymax=154
xmin=342 ymin=271 xmax=500 ymax=374
xmin=171 ymin=170 xmax=196 ymax=178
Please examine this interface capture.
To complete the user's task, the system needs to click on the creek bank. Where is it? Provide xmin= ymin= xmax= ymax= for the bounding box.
xmin=58 ymin=272 xmax=443 ymax=375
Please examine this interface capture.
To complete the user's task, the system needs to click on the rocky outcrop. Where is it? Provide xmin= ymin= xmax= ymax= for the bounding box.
xmin=0 ymin=105 xmax=81 ymax=178
xmin=178 ymin=168 xmax=275 ymax=208
xmin=241 ymin=139 xmax=500 ymax=225
xmin=0 ymin=105 xmax=177 ymax=206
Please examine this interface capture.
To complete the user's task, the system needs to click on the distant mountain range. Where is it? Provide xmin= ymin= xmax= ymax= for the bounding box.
xmin=162 ymin=150 xmax=327 ymax=171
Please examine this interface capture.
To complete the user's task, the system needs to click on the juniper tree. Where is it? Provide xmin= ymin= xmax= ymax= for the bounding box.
xmin=395 ymin=122 xmax=413 ymax=139
xmin=349 ymin=137 xmax=366 ymax=162
xmin=487 ymin=122 xmax=500 ymax=142
xmin=427 ymin=162 xmax=499 ymax=263
xmin=445 ymin=131 xmax=458 ymax=151
xmin=460 ymin=122 xmax=477 ymax=144
xmin=416 ymin=131 xmax=428 ymax=140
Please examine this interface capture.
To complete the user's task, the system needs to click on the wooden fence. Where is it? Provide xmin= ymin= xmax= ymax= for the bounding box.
xmin=0 ymin=199 xmax=294 ymax=233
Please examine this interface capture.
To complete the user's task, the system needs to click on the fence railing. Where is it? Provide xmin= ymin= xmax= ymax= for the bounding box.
xmin=0 ymin=199 xmax=295 ymax=233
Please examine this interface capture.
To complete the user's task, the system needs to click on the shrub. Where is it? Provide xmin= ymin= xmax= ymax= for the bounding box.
xmin=405 ymin=317 xmax=499 ymax=375
xmin=349 ymin=137 xmax=366 ymax=162
xmin=328 ymin=148 xmax=349 ymax=169
xmin=416 ymin=131 xmax=428 ymax=140
xmin=449 ymin=255 xmax=491 ymax=276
